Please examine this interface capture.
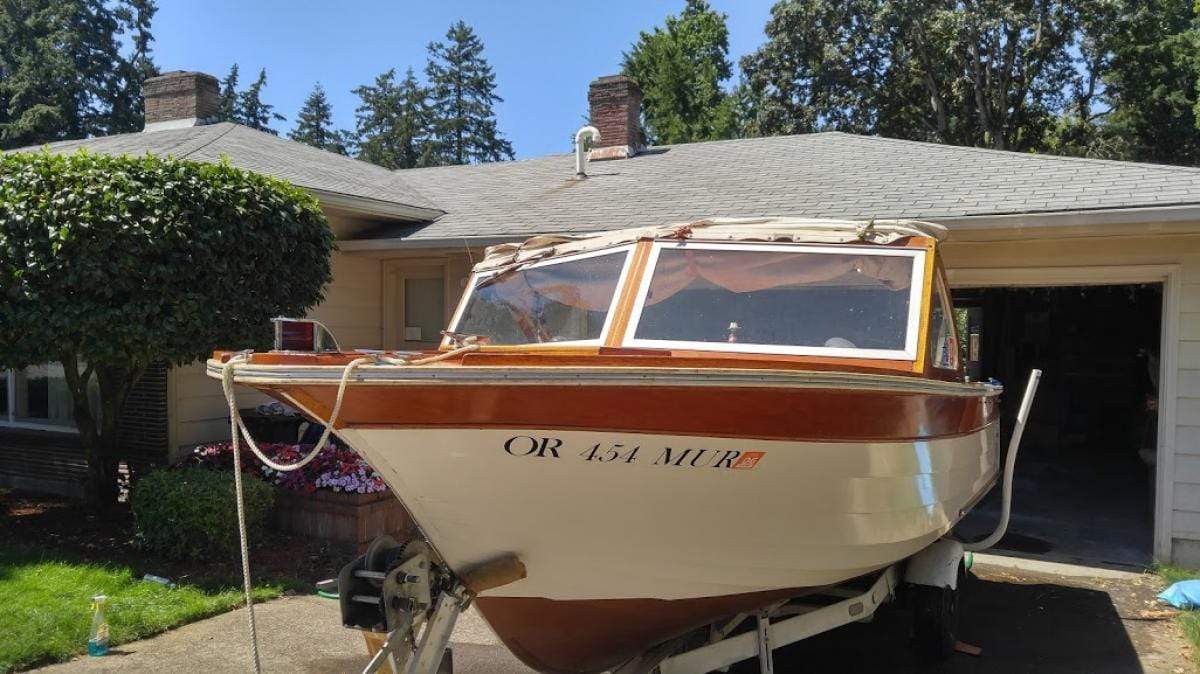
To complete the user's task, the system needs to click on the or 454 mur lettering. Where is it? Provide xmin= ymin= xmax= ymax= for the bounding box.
xmin=501 ymin=435 xmax=765 ymax=471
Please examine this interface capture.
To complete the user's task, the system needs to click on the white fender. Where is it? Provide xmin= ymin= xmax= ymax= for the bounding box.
xmin=904 ymin=538 xmax=964 ymax=590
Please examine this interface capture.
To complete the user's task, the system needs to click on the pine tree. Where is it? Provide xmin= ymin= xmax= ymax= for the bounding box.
xmin=0 ymin=0 xmax=160 ymax=148
xmin=289 ymin=83 xmax=350 ymax=155
xmin=218 ymin=64 xmax=240 ymax=123
xmin=425 ymin=21 xmax=514 ymax=164
xmin=105 ymin=0 xmax=159 ymax=134
xmin=353 ymin=67 xmax=436 ymax=169
xmin=237 ymin=68 xmax=285 ymax=134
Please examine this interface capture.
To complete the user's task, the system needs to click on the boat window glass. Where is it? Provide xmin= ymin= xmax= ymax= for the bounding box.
xmin=624 ymin=242 xmax=925 ymax=359
xmin=929 ymin=275 xmax=959 ymax=370
xmin=450 ymin=248 xmax=631 ymax=346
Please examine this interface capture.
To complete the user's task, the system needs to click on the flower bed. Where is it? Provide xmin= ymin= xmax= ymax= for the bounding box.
xmin=187 ymin=441 xmax=415 ymax=549
xmin=189 ymin=441 xmax=388 ymax=494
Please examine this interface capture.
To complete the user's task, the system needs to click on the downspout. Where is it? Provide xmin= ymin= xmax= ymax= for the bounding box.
xmin=575 ymin=125 xmax=600 ymax=179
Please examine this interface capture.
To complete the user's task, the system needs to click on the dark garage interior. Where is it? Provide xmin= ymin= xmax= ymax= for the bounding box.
xmin=954 ymin=284 xmax=1162 ymax=568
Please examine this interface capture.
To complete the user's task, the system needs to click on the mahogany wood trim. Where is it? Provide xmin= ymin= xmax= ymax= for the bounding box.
xmin=913 ymin=238 xmax=937 ymax=375
xmin=274 ymin=383 xmax=997 ymax=442
xmin=604 ymin=240 xmax=654 ymax=347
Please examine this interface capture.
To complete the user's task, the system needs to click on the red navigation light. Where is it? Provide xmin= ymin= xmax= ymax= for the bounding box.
xmin=279 ymin=320 xmax=315 ymax=352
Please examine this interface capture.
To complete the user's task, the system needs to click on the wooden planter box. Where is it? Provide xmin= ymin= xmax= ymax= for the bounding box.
xmin=273 ymin=488 xmax=418 ymax=551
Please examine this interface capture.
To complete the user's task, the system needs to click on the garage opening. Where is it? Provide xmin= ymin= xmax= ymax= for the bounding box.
xmin=953 ymin=283 xmax=1162 ymax=568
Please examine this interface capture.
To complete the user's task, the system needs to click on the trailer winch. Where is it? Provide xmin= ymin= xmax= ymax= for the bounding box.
xmin=328 ymin=535 xmax=526 ymax=674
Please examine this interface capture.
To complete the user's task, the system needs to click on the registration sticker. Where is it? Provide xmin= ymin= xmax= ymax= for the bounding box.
xmin=731 ymin=451 xmax=765 ymax=470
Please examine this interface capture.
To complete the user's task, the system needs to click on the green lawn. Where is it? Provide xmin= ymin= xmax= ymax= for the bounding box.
xmin=0 ymin=545 xmax=286 ymax=672
xmin=1156 ymin=562 xmax=1200 ymax=662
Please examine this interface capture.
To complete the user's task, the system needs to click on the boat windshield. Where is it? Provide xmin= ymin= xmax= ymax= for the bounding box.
xmin=624 ymin=242 xmax=925 ymax=359
xmin=451 ymin=248 xmax=631 ymax=345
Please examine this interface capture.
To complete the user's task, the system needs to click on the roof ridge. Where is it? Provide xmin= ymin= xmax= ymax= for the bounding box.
xmin=174 ymin=122 xmax=239 ymax=159
xmin=847 ymin=133 xmax=1200 ymax=174
xmin=654 ymin=131 xmax=845 ymax=151
xmin=210 ymin=124 xmax=443 ymax=211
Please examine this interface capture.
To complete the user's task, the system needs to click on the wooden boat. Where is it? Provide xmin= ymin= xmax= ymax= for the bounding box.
xmin=211 ymin=218 xmax=1001 ymax=673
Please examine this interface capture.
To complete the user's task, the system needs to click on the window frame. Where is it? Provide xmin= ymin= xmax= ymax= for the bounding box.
xmin=620 ymin=240 xmax=928 ymax=361
xmin=0 ymin=366 xmax=81 ymax=433
xmin=442 ymin=244 xmax=636 ymax=349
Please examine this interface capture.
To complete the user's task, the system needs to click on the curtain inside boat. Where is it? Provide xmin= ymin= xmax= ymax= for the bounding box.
xmin=643 ymin=249 xmax=913 ymax=306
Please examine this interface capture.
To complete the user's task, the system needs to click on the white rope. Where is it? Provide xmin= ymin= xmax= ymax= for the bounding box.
xmin=223 ymin=354 xmax=265 ymax=674
xmin=223 ymin=354 xmax=375 ymax=472
xmin=219 ymin=342 xmax=480 ymax=673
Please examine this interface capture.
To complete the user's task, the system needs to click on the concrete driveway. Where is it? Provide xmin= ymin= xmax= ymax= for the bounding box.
xmin=33 ymin=556 xmax=1192 ymax=673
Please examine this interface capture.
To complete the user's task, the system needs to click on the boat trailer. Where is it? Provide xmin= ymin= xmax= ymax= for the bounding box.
xmin=334 ymin=537 xmax=962 ymax=674
xmin=331 ymin=369 xmax=1040 ymax=674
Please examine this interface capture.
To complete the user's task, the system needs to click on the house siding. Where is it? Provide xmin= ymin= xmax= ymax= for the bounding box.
xmin=119 ymin=362 xmax=171 ymax=468
xmin=168 ymin=250 xmax=384 ymax=457
xmin=0 ymin=428 xmax=85 ymax=497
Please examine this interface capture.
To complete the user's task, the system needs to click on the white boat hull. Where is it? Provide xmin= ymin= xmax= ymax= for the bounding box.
xmin=337 ymin=424 xmax=999 ymax=602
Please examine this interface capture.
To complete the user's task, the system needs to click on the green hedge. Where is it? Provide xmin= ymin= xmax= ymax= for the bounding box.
xmin=0 ymin=149 xmax=334 ymax=369
xmin=131 ymin=468 xmax=275 ymax=560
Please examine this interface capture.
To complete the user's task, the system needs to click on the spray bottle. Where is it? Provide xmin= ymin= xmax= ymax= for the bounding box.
xmin=87 ymin=595 xmax=109 ymax=656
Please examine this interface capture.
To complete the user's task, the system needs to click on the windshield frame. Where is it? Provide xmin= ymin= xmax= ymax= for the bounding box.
xmin=442 ymin=244 xmax=636 ymax=349
xmin=620 ymin=240 xmax=928 ymax=360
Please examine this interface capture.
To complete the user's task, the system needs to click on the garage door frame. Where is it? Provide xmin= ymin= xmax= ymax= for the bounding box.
xmin=947 ymin=264 xmax=1181 ymax=562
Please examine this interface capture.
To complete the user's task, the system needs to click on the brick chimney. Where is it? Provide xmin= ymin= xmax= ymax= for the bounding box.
xmin=142 ymin=71 xmax=220 ymax=132
xmin=587 ymin=75 xmax=643 ymax=160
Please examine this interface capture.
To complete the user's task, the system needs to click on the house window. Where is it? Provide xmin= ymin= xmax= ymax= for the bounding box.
xmin=1 ymin=363 xmax=91 ymax=431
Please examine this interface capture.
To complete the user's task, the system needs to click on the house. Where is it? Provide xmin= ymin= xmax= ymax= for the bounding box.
xmin=6 ymin=70 xmax=1200 ymax=568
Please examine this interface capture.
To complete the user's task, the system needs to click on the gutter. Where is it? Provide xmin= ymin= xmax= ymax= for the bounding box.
xmin=930 ymin=203 xmax=1200 ymax=231
xmin=338 ymin=203 xmax=1200 ymax=250
xmin=309 ymin=189 xmax=444 ymax=223
xmin=338 ymin=234 xmax=526 ymax=251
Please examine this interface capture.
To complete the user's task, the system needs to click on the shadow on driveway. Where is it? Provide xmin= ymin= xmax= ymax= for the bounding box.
xmin=731 ymin=565 xmax=1180 ymax=673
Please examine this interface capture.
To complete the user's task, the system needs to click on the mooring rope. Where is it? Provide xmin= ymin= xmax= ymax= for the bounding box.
xmin=220 ymin=341 xmax=479 ymax=673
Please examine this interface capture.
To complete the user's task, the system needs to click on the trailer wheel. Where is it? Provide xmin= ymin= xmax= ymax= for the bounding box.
xmin=911 ymin=561 xmax=965 ymax=661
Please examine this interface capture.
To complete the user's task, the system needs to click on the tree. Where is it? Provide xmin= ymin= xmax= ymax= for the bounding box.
xmin=218 ymin=64 xmax=240 ymax=122
xmin=738 ymin=0 xmax=887 ymax=137
xmin=0 ymin=0 xmax=159 ymax=149
xmin=105 ymin=0 xmax=159 ymax=134
xmin=289 ymin=83 xmax=351 ymax=155
xmin=0 ymin=150 xmax=334 ymax=506
xmin=216 ymin=65 xmax=285 ymax=134
xmin=739 ymin=0 xmax=1089 ymax=152
xmin=622 ymin=0 xmax=739 ymax=144
xmin=425 ymin=21 xmax=514 ymax=164
xmin=353 ymin=68 xmax=437 ymax=169
xmin=237 ymin=68 xmax=286 ymax=135
xmin=1097 ymin=0 xmax=1200 ymax=164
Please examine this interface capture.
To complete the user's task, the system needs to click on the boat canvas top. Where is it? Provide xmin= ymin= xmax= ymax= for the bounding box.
xmin=474 ymin=217 xmax=949 ymax=272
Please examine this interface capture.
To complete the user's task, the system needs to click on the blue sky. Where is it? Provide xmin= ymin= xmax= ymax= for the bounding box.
xmin=151 ymin=1 xmax=776 ymax=158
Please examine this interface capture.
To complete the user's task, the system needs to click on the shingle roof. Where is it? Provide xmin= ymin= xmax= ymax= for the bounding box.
xmin=8 ymin=122 xmax=442 ymax=218
xmin=394 ymin=131 xmax=1200 ymax=241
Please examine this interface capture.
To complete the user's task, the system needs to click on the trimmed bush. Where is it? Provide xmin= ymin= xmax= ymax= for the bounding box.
xmin=0 ymin=150 xmax=334 ymax=506
xmin=132 ymin=467 xmax=275 ymax=560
